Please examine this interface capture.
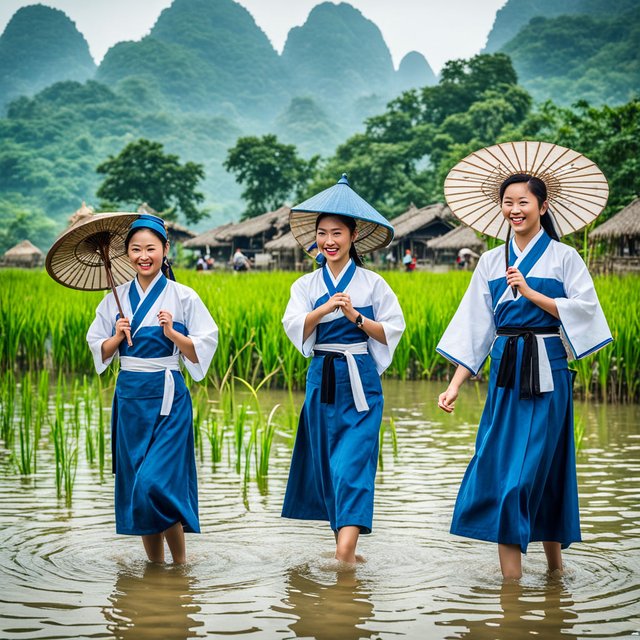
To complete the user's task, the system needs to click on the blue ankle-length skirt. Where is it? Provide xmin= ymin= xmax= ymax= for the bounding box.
xmin=451 ymin=335 xmax=581 ymax=553
xmin=111 ymin=369 xmax=199 ymax=536
xmin=282 ymin=353 xmax=383 ymax=534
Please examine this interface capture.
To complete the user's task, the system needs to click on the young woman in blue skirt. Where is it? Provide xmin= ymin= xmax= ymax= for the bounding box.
xmin=437 ymin=167 xmax=612 ymax=579
xmin=87 ymin=214 xmax=218 ymax=564
xmin=281 ymin=175 xmax=405 ymax=564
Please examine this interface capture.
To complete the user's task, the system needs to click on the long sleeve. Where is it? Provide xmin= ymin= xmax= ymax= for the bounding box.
xmin=86 ymin=294 xmax=117 ymax=374
xmin=369 ymin=276 xmax=405 ymax=374
xmin=282 ymin=275 xmax=315 ymax=357
xmin=180 ymin=289 xmax=218 ymax=381
xmin=556 ymin=248 xmax=612 ymax=359
xmin=436 ymin=254 xmax=496 ymax=375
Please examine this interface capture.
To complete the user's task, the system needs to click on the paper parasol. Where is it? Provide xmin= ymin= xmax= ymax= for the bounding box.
xmin=46 ymin=212 xmax=140 ymax=345
xmin=443 ymin=141 xmax=609 ymax=241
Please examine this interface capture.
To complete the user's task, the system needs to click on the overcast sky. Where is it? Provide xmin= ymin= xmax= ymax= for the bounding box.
xmin=0 ymin=0 xmax=507 ymax=72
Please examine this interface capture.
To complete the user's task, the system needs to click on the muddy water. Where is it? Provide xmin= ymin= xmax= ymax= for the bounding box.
xmin=0 ymin=381 xmax=638 ymax=639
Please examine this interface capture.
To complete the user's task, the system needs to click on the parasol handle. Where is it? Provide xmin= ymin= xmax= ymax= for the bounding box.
xmin=99 ymin=244 xmax=133 ymax=347
xmin=504 ymin=228 xmax=518 ymax=299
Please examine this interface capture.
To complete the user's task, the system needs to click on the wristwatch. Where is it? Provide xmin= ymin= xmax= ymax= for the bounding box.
xmin=355 ymin=314 xmax=365 ymax=328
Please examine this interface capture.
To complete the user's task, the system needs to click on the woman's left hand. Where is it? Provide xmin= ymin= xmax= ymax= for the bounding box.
xmin=335 ymin=293 xmax=359 ymax=323
xmin=506 ymin=267 xmax=533 ymax=298
xmin=157 ymin=310 xmax=174 ymax=337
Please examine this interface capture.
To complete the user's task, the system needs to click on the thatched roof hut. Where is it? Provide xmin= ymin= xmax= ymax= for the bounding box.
xmin=264 ymin=231 xmax=299 ymax=251
xmin=1 ymin=240 xmax=44 ymax=268
xmin=264 ymin=230 xmax=304 ymax=270
xmin=388 ymin=202 xmax=455 ymax=261
xmin=426 ymin=224 xmax=485 ymax=268
xmin=589 ymin=197 xmax=640 ymax=256
xmin=426 ymin=224 xmax=486 ymax=252
xmin=184 ymin=206 xmax=291 ymax=254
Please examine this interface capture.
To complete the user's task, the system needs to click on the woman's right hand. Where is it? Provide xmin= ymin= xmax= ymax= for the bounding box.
xmin=438 ymin=385 xmax=459 ymax=413
xmin=114 ymin=317 xmax=131 ymax=341
xmin=319 ymin=293 xmax=349 ymax=316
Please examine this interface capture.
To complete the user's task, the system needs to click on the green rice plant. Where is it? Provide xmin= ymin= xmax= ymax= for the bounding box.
xmin=256 ymin=404 xmax=280 ymax=494
xmin=51 ymin=376 xmax=79 ymax=505
xmin=16 ymin=372 xmax=34 ymax=475
xmin=242 ymin=423 xmax=255 ymax=509
xmin=192 ymin=385 xmax=209 ymax=461
xmin=0 ymin=370 xmax=16 ymax=448
xmin=205 ymin=413 xmax=225 ymax=467
xmin=378 ymin=416 xmax=398 ymax=471
xmin=83 ymin=376 xmax=95 ymax=465
xmin=574 ymin=416 xmax=586 ymax=452
xmin=232 ymin=403 xmax=249 ymax=474
xmin=97 ymin=376 xmax=106 ymax=475
xmin=0 ymin=270 xmax=637 ymax=401
xmin=33 ymin=369 xmax=49 ymax=473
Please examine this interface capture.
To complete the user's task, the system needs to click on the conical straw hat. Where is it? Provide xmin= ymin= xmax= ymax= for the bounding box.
xmin=46 ymin=212 xmax=139 ymax=290
xmin=444 ymin=141 xmax=609 ymax=240
xmin=290 ymin=174 xmax=394 ymax=256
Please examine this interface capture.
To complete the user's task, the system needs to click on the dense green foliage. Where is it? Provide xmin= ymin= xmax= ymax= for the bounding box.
xmin=96 ymin=139 xmax=206 ymax=224
xmin=97 ymin=0 xmax=288 ymax=121
xmin=1 ymin=270 xmax=637 ymax=402
xmin=484 ymin=0 xmax=638 ymax=53
xmin=514 ymin=100 xmax=640 ymax=216
xmin=298 ymin=53 xmax=639 ymax=225
xmin=0 ymin=5 xmax=95 ymax=112
xmin=0 ymin=79 xmax=242 ymax=238
xmin=304 ymin=54 xmax=531 ymax=218
xmin=502 ymin=8 xmax=640 ymax=106
xmin=0 ymin=195 xmax=56 ymax=256
xmin=224 ymin=135 xmax=319 ymax=219
xmin=282 ymin=2 xmax=399 ymax=127
xmin=0 ymin=1 xmax=637 ymax=248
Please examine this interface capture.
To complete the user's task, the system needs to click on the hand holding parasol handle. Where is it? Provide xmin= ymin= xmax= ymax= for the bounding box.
xmin=505 ymin=229 xmax=518 ymax=299
xmin=99 ymin=245 xmax=133 ymax=347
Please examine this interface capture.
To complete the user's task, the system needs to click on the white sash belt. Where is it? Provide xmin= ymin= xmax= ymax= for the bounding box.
xmin=313 ymin=342 xmax=370 ymax=413
xmin=535 ymin=335 xmax=555 ymax=393
xmin=120 ymin=355 xmax=181 ymax=416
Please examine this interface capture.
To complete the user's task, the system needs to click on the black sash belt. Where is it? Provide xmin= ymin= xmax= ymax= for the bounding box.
xmin=495 ymin=326 xmax=560 ymax=400
xmin=315 ymin=351 xmax=344 ymax=405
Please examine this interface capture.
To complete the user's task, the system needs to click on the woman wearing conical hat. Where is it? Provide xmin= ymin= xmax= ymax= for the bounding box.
xmin=282 ymin=175 xmax=405 ymax=564
xmin=437 ymin=142 xmax=613 ymax=579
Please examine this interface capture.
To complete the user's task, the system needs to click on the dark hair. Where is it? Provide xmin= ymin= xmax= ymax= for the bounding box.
xmin=499 ymin=173 xmax=559 ymax=241
xmin=315 ymin=213 xmax=364 ymax=267
xmin=125 ymin=226 xmax=176 ymax=281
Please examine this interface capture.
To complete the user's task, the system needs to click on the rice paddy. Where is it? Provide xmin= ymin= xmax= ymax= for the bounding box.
xmin=0 ymin=268 xmax=637 ymax=502
xmin=1 ymin=269 xmax=637 ymax=399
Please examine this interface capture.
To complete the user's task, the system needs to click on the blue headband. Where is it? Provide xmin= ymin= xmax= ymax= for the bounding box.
xmin=129 ymin=214 xmax=167 ymax=241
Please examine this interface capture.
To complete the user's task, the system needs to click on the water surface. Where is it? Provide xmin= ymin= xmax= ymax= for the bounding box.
xmin=1 ymin=381 xmax=638 ymax=639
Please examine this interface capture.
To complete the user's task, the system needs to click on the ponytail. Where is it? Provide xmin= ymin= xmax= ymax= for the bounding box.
xmin=541 ymin=210 xmax=560 ymax=241
xmin=162 ymin=256 xmax=176 ymax=281
xmin=349 ymin=243 xmax=364 ymax=267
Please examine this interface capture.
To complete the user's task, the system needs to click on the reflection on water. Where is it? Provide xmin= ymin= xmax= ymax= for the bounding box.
xmin=0 ymin=380 xmax=638 ymax=639
xmin=276 ymin=566 xmax=375 ymax=640
xmin=440 ymin=580 xmax=578 ymax=639
xmin=105 ymin=563 xmax=203 ymax=640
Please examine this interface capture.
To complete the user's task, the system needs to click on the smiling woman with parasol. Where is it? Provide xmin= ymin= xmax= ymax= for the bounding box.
xmin=47 ymin=212 xmax=218 ymax=564
xmin=435 ymin=141 xmax=613 ymax=579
